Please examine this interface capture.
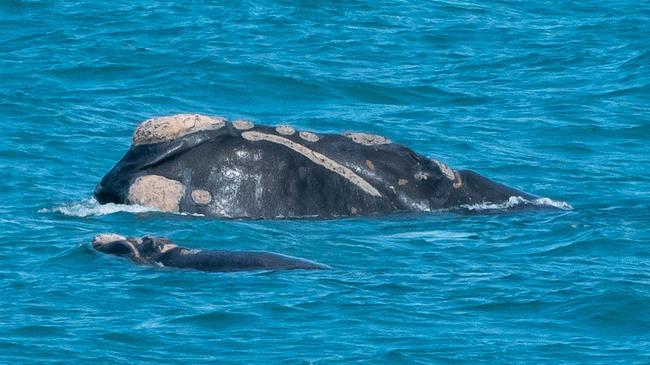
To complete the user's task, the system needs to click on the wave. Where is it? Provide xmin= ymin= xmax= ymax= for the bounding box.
xmin=383 ymin=230 xmax=477 ymax=240
xmin=38 ymin=198 xmax=160 ymax=217
xmin=459 ymin=196 xmax=573 ymax=212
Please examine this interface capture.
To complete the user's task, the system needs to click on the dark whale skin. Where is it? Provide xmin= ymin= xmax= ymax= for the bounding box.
xmin=157 ymin=248 xmax=328 ymax=272
xmin=92 ymin=235 xmax=330 ymax=272
xmin=95 ymin=119 xmax=536 ymax=218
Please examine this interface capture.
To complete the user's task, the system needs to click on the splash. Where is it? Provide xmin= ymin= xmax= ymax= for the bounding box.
xmin=459 ymin=196 xmax=573 ymax=212
xmin=38 ymin=198 xmax=160 ymax=217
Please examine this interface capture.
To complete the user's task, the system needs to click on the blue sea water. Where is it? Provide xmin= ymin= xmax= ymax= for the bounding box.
xmin=1 ymin=0 xmax=649 ymax=363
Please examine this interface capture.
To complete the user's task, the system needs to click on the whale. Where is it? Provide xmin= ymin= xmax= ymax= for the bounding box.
xmin=92 ymin=234 xmax=330 ymax=272
xmin=94 ymin=114 xmax=537 ymax=218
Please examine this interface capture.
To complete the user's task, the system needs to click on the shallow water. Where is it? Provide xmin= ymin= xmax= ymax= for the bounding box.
xmin=1 ymin=1 xmax=649 ymax=363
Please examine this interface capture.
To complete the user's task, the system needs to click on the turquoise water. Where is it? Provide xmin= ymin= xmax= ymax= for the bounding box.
xmin=2 ymin=1 xmax=649 ymax=363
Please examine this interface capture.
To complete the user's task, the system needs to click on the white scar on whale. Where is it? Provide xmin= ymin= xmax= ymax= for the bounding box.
xmin=241 ymin=131 xmax=382 ymax=198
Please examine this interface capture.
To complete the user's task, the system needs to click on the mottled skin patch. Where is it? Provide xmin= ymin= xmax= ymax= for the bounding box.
xmin=127 ymin=175 xmax=186 ymax=212
xmin=276 ymin=125 xmax=295 ymax=136
xmin=299 ymin=131 xmax=319 ymax=142
xmin=365 ymin=160 xmax=375 ymax=171
xmin=344 ymin=132 xmax=391 ymax=146
xmin=233 ymin=119 xmax=254 ymax=130
xmin=132 ymin=114 xmax=225 ymax=146
xmin=191 ymin=189 xmax=212 ymax=205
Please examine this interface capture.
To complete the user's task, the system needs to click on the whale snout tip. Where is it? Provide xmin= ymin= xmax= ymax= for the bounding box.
xmin=94 ymin=183 xmax=121 ymax=204
xmin=92 ymin=233 xmax=127 ymax=247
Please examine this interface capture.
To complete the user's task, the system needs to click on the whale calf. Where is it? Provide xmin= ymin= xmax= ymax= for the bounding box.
xmin=92 ymin=234 xmax=329 ymax=272
xmin=95 ymin=114 xmax=537 ymax=218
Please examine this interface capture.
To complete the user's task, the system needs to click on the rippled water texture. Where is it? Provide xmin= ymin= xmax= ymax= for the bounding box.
xmin=1 ymin=1 xmax=649 ymax=363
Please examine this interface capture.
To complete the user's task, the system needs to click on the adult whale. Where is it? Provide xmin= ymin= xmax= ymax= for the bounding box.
xmin=92 ymin=234 xmax=329 ymax=272
xmin=94 ymin=114 xmax=537 ymax=218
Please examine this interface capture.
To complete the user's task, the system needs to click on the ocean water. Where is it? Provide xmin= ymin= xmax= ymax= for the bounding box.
xmin=1 ymin=0 xmax=649 ymax=363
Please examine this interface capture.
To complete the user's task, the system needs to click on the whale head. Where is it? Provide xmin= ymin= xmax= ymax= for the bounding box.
xmin=94 ymin=114 xmax=226 ymax=209
xmin=92 ymin=234 xmax=177 ymax=264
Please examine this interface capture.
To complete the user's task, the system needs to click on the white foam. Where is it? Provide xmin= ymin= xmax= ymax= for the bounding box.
xmin=39 ymin=195 xmax=571 ymax=218
xmin=39 ymin=198 xmax=160 ymax=217
xmin=459 ymin=196 xmax=572 ymax=211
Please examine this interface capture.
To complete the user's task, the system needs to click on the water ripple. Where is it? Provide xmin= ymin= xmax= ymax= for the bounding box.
xmin=1 ymin=0 xmax=649 ymax=363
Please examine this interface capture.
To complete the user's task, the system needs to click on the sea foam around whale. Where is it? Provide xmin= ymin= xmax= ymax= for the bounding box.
xmin=459 ymin=196 xmax=573 ymax=212
xmin=40 ymin=195 xmax=571 ymax=218
xmin=39 ymin=199 xmax=159 ymax=217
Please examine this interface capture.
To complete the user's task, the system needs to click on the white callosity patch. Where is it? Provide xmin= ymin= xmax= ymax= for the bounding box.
xmin=242 ymin=131 xmax=381 ymax=197
xmin=127 ymin=175 xmax=186 ymax=212
xmin=276 ymin=125 xmax=295 ymax=136
xmin=233 ymin=119 xmax=254 ymax=130
xmin=93 ymin=233 xmax=127 ymax=244
xmin=159 ymin=243 xmax=177 ymax=254
xmin=344 ymin=132 xmax=391 ymax=146
xmin=452 ymin=171 xmax=463 ymax=189
xmin=132 ymin=114 xmax=225 ymax=146
xmin=93 ymin=233 xmax=141 ymax=260
xmin=191 ymin=189 xmax=212 ymax=205
xmin=299 ymin=131 xmax=319 ymax=142
xmin=414 ymin=171 xmax=429 ymax=181
xmin=433 ymin=160 xmax=455 ymax=181
xmin=124 ymin=239 xmax=142 ymax=260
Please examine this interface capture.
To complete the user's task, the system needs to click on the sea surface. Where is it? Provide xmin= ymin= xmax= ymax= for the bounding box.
xmin=1 ymin=1 xmax=649 ymax=363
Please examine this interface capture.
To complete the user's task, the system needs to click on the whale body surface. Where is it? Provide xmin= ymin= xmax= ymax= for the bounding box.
xmin=92 ymin=234 xmax=329 ymax=272
xmin=95 ymin=114 xmax=538 ymax=218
